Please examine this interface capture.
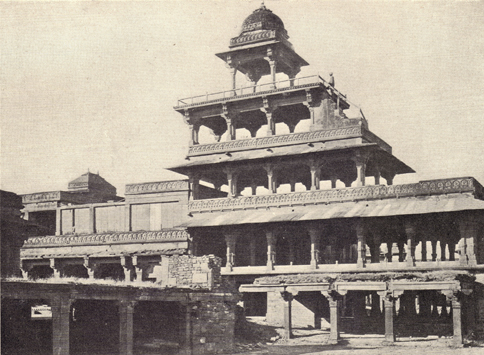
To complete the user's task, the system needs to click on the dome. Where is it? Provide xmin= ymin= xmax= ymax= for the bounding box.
xmin=240 ymin=5 xmax=285 ymax=35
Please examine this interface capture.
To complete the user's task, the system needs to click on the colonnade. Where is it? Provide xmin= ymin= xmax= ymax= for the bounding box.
xmin=272 ymin=286 xmax=469 ymax=347
xmin=188 ymin=156 xmax=394 ymax=200
xmin=192 ymin=214 xmax=481 ymax=273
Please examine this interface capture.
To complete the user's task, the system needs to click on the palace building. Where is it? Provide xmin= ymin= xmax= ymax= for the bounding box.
xmin=2 ymin=4 xmax=484 ymax=355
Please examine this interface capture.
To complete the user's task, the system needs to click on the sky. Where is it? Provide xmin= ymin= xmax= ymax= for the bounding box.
xmin=1 ymin=0 xmax=484 ymax=195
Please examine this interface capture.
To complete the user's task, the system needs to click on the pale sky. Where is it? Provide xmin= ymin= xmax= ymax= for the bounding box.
xmin=1 ymin=0 xmax=484 ymax=195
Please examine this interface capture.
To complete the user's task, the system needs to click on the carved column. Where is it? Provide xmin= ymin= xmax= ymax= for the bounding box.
xmin=121 ymin=256 xmax=134 ymax=282
xmin=441 ymin=291 xmax=463 ymax=347
xmin=264 ymin=164 xmax=278 ymax=194
xmin=261 ymin=98 xmax=276 ymax=136
xmin=353 ymin=153 xmax=367 ymax=187
xmin=431 ymin=239 xmax=438 ymax=261
xmin=55 ymin=208 xmax=62 ymax=235
xmin=268 ymin=60 xmax=277 ymax=89
xmin=356 ymin=221 xmax=366 ymax=268
xmin=307 ymin=225 xmax=320 ymax=269
xmin=374 ymin=165 xmax=381 ymax=185
xmin=132 ymin=256 xmax=143 ymax=282
xmin=89 ymin=206 xmax=96 ymax=234
xmin=281 ymin=291 xmax=293 ymax=339
xmin=224 ymin=232 xmax=238 ymax=272
xmin=188 ymin=173 xmax=201 ymax=201
xmin=421 ymin=237 xmax=428 ymax=262
xmin=385 ymin=172 xmax=396 ymax=186
xmin=51 ymin=295 xmax=72 ymax=355
xmin=224 ymin=167 xmax=238 ymax=198
xmin=378 ymin=291 xmax=395 ymax=342
xmin=322 ymin=291 xmax=340 ymax=343
xmin=50 ymin=258 xmax=62 ymax=278
xmin=404 ymin=220 xmax=416 ymax=267
xmin=222 ymin=104 xmax=237 ymax=141
xmin=188 ymin=123 xmax=201 ymax=146
xmin=459 ymin=217 xmax=479 ymax=266
xmin=83 ymin=257 xmax=97 ymax=280
xmin=309 ymin=160 xmax=321 ymax=191
xmin=266 ymin=230 xmax=276 ymax=271
xmin=330 ymin=175 xmax=338 ymax=189
xmin=119 ymin=300 xmax=136 ymax=355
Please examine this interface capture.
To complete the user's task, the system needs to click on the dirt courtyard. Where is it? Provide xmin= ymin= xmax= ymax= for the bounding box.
xmin=233 ymin=317 xmax=484 ymax=355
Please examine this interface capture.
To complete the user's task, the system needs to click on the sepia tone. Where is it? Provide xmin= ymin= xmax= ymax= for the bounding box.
xmin=2 ymin=2 xmax=484 ymax=355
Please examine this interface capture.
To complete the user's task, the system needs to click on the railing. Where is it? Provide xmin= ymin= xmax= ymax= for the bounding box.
xmin=176 ymin=75 xmax=345 ymax=107
xmin=188 ymin=125 xmax=363 ymax=156
xmin=22 ymin=229 xmax=190 ymax=247
xmin=189 ymin=177 xmax=482 ymax=213
xmin=125 ymin=180 xmax=189 ymax=195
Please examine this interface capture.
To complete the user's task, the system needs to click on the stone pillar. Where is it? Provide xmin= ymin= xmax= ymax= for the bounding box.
xmin=330 ymin=176 xmax=337 ymax=189
xmin=281 ymin=291 xmax=293 ymax=339
xmin=442 ymin=291 xmax=463 ymax=347
xmin=125 ymin=203 xmax=132 ymax=232
xmin=356 ymin=221 xmax=366 ymax=268
xmin=121 ymin=256 xmax=133 ymax=282
xmin=378 ymin=292 xmax=395 ymax=343
xmin=268 ymin=60 xmax=277 ymax=89
xmin=459 ymin=217 xmax=479 ymax=266
xmin=404 ymin=221 xmax=416 ymax=267
xmin=385 ymin=172 xmax=395 ymax=186
xmin=322 ymin=291 xmax=340 ymax=343
xmin=119 ymin=300 xmax=136 ymax=355
xmin=374 ymin=166 xmax=381 ymax=185
xmin=250 ymin=181 xmax=257 ymax=196
xmin=89 ymin=206 xmax=96 ymax=234
xmin=431 ymin=240 xmax=438 ymax=261
xmin=83 ymin=257 xmax=97 ymax=280
xmin=225 ymin=168 xmax=238 ymax=198
xmin=132 ymin=256 xmax=143 ymax=282
xmin=51 ymin=295 xmax=71 ymax=355
xmin=264 ymin=165 xmax=278 ymax=194
xmin=55 ymin=208 xmax=62 ymax=235
xmin=386 ymin=242 xmax=393 ymax=262
xmin=266 ymin=230 xmax=276 ymax=271
xmin=188 ymin=123 xmax=200 ymax=146
xmin=229 ymin=66 xmax=237 ymax=93
xmin=224 ymin=233 xmax=237 ymax=272
xmin=353 ymin=154 xmax=367 ymax=187
xmin=50 ymin=258 xmax=62 ymax=278
xmin=421 ymin=238 xmax=428 ymax=262
xmin=20 ymin=260 xmax=32 ymax=280
xmin=309 ymin=160 xmax=321 ymax=191
xmin=307 ymin=225 xmax=320 ymax=269
xmin=188 ymin=174 xmax=201 ymax=201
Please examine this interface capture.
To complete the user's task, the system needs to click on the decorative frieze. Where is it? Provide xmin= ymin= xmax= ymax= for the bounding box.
xmin=22 ymin=191 xmax=87 ymax=205
xmin=189 ymin=177 xmax=482 ymax=213
xmin=23 ymin=229 xmax=190 ymax=247
xmin=188 ymin=126 xmax=363 ymax=156
xmin=22 ymin=191 xmax=62 ymax=203
xmin=230 ymin=30 xmax=276 ymax=46
xmin=125 ymin=180 xmax=189 ymax=195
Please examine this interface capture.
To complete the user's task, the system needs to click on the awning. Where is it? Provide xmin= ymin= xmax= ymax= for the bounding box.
xmin=179 ymin=193 xmax=484 ymax=227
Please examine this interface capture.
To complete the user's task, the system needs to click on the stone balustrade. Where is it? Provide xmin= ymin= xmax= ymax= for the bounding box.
xmin=188 ymin=125 xmax=366 ymax=156
xmin=189 ymin=177 xmax=483 ymax=213
xmin=22 ymin=229 xmax=190 ymax=248
xmin=125 ymin=180 xmax=189 ymax=195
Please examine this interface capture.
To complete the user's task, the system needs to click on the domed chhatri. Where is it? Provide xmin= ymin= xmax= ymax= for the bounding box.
xmin=216 ymin=4 xmax=308 ymax=89
xmin=240 ymin=4 xmax=286 ymax=36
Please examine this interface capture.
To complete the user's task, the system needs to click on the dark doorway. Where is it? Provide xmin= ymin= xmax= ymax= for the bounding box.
xmin=1 ymin=298 xmax=52 ymax=355
xmin=70 ymin=300 xmax=119 ymax=354
xmin=134 ymin=301 xmax=185 ymax=354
